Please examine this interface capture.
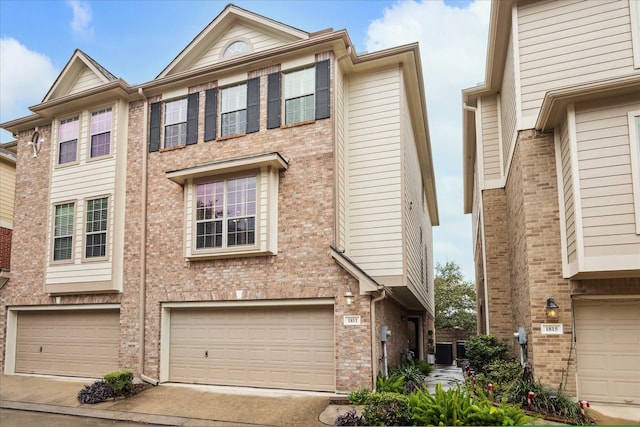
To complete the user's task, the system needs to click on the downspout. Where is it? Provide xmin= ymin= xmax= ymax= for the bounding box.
xmin=137 ymin=88 xmax=156 ymax=385
xmin=463 ymin=102 xmax=490 ymax=333
xmin=370 ymin=289 xmax=386 ymax=390
xmin=333 ymin=45 xmax=352 ymax=250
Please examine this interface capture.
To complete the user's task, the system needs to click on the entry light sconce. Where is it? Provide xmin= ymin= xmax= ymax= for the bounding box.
xmin=545 ymin=298 xmax=559 ymax=320
xmin=344 ymin=289 xmax=354 ymax=306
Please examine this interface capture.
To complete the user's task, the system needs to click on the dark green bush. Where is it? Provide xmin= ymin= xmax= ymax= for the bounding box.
xmin=77 ymin=380 xmax=115 ymax=404
xmin=507 ymin=379 xmax=592 ymax=425
xmin=104 ymin=370 xmax=134 ymax=396
xmin=410 ymin=359 xmax=433 ymax=376
xmin=348 ymin=388 xmax=371 ymax=405
xmin=334 ymin=408 xmax=366 ymax=426
xmin=363 ymin=392 xmax=411 ymax=426
xmin=375 ymin=373 xmax=406 ymax=394
xmin=465 ymin=335 xmax=509 ymax=373
xmin=473 ymin=359 xmax=523 ymax=396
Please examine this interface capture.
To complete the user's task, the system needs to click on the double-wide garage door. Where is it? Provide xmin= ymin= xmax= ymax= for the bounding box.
xmin=169 ymin=306 xmax=335 ymax=391
xmin=574 ymin=299 xmax=640 ymax=404
xmin=15 ymin=309 xmax=120 ymax=378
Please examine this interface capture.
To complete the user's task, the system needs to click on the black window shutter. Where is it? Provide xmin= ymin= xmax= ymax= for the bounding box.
xmin=267 ymin=72 xmax=281 ymax=129
xmin=204 ymin=88 xmax=217 ymax=142
xmin=149 ymin=102 xmax=161 ymax=152
xmin=246 ymin=77 xmax=260 ymax=134
xmin=186 ymin=92 xmax=199 ymax=145
xmin=315 ymin=59 xmax=330 ymax=120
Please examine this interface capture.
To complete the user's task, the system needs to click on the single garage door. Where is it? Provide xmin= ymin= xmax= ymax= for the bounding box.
xmin=15 ymin=309 xmax=120 ymax=378
xmin=169 ymin=305 xmax=334 ymax=391
xmin=574 ymin=299 xmax=640 ymax=404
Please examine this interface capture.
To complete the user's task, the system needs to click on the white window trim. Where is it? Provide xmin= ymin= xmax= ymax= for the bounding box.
xmin=283 ymin=65 xmax=315 ymax=125
xmin=82 ymin=195 xmax=111 ymax=262
xmin=56 ymin=115 xmax=80 ymax=166
xmin=220 ymin=83 xmax=247 ymax=137
xmin=166 ymin=152 xmax=288 ymax=260
xmin=628 ymin=110 xmax=640 ymax=234
xmin=164 ymin=98 xmax=188 ymax=148
xmin=631 ymin=0 xmax=640 ymax=69
xmin=88 ymin=106 xmax=113 ymax=160
xmin=52 ymin=201 xmax=76 ymax=264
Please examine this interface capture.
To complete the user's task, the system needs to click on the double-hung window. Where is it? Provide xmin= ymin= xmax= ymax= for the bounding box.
xmin=53 ymin=203 xmax=74 ymax=261
xmin=85 ymin=197 xmax=108 ymax=258
xmin=284 ymin=66 xmax=315 ymax=124
xmin=196 ymin=176 xmax=256 ymax=249
xmin=164 ymin=98 xmax=188 ymax=148
xmin=58 ymin=116 xmax=79 ymax=164
xmin=90 ymin=108 xmax=112 ymax=157
xmin=221 ymin=84 xmax=247 ymax=137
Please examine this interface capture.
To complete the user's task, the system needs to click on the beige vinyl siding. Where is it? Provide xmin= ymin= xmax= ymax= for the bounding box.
xmin=46 ymin=104 xmax=120 ymax=287
xmin=402 ymin=80 xmax=430 ymax=311
xmin=68 ymin=67 xmax=105 ymax=96
xmin=501 ymin=34 xmax=517 ymax=174
xmin=194 ymin=22 xmax=292 ymax=69
xmin=480 ymin=95 xmax=501 ymax=181
xmin=347 ymin=67 xmax=402 ymax=275
xmin=559 ymin=119 xmax=578 ymax=266
xmin=0 ymin=160 xmax=15 ymax=228
xmin=575 ymin=98 xmax=640 ymax=269
xmin=335 ymin=64 xmax=347 ymax=251
xmin=518 ymin=0 xmax=635 ymax=125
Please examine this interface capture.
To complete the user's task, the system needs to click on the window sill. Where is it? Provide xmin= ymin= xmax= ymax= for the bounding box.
xmin=218 ymin=132 xmax=246 ymax=142
xmin=281 ymin=119 xmax=316 ymax=130
xmin=159 ymin=145 xmax=186 ymax=153
xmin=186 ymin=248 xmax=275 ymax=261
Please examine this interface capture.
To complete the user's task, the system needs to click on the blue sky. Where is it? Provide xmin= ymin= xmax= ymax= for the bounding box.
xmin=0 ymin=0 xmax=490 ymax=280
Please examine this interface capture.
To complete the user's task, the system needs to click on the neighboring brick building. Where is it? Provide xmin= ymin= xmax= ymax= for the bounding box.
xmin=0 ymin=141 xmax=16 ymax=273
xmin=462 ymin=0 xmax=640 ymax=407
xmin=0 ymin=4 xmax=439 ymax=393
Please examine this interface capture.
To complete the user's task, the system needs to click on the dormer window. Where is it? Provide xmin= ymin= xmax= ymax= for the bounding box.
xmin=223 ymin=40 xmax=249 ymax=58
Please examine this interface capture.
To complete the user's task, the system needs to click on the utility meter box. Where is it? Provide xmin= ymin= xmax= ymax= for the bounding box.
xmin=380 ymin=325 xmax=391 ymax=342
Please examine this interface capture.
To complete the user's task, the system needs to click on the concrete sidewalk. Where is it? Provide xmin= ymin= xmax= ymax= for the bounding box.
xmin=0 ymin=365 xmax=468 ymax=426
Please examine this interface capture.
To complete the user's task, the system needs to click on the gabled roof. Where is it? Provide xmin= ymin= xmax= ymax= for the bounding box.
xmin=43 ymin=49 xmax=119 ymax=102
xmin=157 ymin=4 xmax=309 ymax=79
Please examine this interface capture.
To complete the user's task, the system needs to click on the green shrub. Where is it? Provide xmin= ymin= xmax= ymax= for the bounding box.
xmin=375 ymin=373 xmax=406 ymax=394
xmin=411 ymin=359 xmax=433 ymax=376
xmin=348 ymin=388 xmax=371 ymax=405
xmin=465 ymin=399 xmax=531 ymax=426
xmin=391 ymin=363 xmax=426 ymax=393
xmin=104 ymin=370 xmax=134 ymax=396
xmin=507 ymin=379 xmax=592 ymax=425
xmin=409 ymin=384 xmax=474 ymax=426
xmin=363 ymin=392 xmax=411 ymax=426
xmin=465 ymin=335 xmax=509 ymax=373
xmin=473 ymin=359 xmax=523 ymax=396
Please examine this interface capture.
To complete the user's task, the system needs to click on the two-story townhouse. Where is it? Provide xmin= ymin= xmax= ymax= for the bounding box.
xmin=462 ymin=0 xmax=640 ymax=408
xmin=1 ymin=4 xmax=438 ymax=393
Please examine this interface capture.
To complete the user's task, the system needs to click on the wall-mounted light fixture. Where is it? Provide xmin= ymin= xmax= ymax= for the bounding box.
xmin=546 ymin=298 xmax=559 ymax=320
xmin=344 ymin=289 xmax=354 ymax=306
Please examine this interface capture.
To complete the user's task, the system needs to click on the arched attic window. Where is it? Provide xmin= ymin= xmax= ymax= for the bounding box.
xmin=223 ymin=40 xmax=250 ymax=59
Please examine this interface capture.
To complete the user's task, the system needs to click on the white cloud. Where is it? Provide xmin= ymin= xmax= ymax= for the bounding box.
xmin=365 ymin=0 xmax=490 ymax=279
xmin=67 ymin=0 xmax=94 ymax=40
xmin=0 ymin=38 xmax=57 ymax=140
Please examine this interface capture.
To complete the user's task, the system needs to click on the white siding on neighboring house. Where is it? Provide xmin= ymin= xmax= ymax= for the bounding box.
xmin=194 ymin=23 xmax=292 ymax=69
xmin=68 ymin=67 xmax=105 ymax=96
xmin=518 ymin=0 xmax=636 ymax=127
xmin=346 ymin=67 xmax=402 ymax=276
xmin=480 ymin=95 xmax=501 ymax=182
xmin=0 ymin=159 xmax=15 ymax=229
xmin=501 ymin=34 xmax=518 ymax=175
xmin=575 ymin=98 xmax=640 ymax=271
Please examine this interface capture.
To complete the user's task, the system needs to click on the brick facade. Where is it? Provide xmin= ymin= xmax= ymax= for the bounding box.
xmin=0 ymin=227 xmax=11 ymax=270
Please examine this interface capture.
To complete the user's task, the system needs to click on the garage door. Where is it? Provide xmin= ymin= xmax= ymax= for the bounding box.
xmin=574 ymin=299 xmax=640 ymax=404
xmin=169 ymin=306 xmax=334 ymax=391
xmin=15 ymin=310 xmax=120 ymax=378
